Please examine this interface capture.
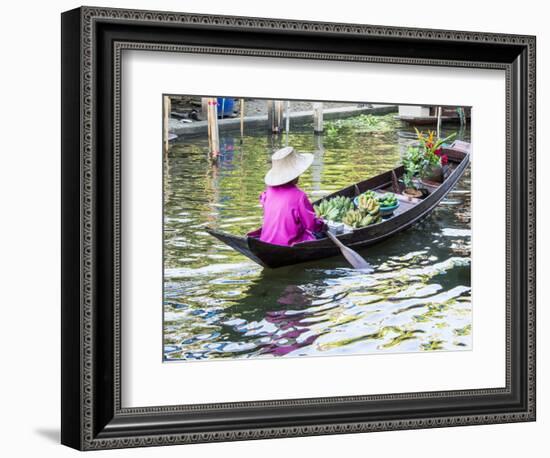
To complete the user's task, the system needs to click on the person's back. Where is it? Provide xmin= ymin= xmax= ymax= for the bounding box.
xmin=247 ymin=146 xmax=325 ymax=246
xmin=256 ymin=183 xmax=323 ymax=246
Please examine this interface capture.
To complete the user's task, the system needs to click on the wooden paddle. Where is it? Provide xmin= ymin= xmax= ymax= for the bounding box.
xmin=327 ymin=231 xmax=373 ymax=271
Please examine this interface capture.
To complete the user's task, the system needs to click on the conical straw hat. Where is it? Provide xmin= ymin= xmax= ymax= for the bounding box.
xmin=264 ymin=147 xmax=314 ymax=186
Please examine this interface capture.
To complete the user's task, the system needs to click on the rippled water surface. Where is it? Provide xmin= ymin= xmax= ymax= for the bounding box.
xmin=163 ymin=114 xmax=471 ymax=361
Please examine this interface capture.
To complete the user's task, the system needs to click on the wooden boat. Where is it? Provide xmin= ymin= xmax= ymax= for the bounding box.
xmin=396 ymin=115 xmax=466 ymax=125
xmin=207 ymin=144 xmax=470 ymax=268
xmin=395 ymin=107 xmax=471 ymax=126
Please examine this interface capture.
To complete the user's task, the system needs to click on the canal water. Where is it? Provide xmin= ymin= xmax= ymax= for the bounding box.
xmin=163 ymin=114 xmax=472 ymax=361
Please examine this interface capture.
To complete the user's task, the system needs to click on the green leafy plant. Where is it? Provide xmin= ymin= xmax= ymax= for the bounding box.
xmin=402 ymin=170 xmax=415 ymax=189
xmin=402 ymin=129 xmax=458 ymax=188
xmin=324 ymin=113 xmax=399 ymax=136
xmin=402 ymin=146 xmax=426 ymax=189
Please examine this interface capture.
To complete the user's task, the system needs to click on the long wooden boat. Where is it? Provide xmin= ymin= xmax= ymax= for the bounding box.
xmin=207 ymin=144 xmax=470 ymax=268
xmin=395 ymin=107 xmax=471 ymax=126
xmin=396 ymin=115 xmax=468 ymax=126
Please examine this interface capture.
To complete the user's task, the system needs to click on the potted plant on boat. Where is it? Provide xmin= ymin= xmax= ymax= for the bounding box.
xmin=401 ymin=172 xmax=422 ymax=198
xmin=401 ymin=129 xmax=457 ymax=197
xmin=414 ymin=128 xmax=456 ymax=183
xmin=402 ymin=146 xmax=425 ymax=198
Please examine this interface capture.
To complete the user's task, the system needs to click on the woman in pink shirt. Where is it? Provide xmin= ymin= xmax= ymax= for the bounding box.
xmin=248 ymin=147 xmax=326 ymax=246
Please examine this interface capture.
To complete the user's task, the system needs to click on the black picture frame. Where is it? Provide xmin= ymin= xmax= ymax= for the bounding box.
xmin=61 ymin=6 xmax=536 ymax=450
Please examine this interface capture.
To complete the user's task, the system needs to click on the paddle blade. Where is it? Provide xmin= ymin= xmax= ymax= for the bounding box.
xmin=340 ymin=246 xmax=373 ymax=271
xmin=327 ymin=232 xmax=373 ymax=271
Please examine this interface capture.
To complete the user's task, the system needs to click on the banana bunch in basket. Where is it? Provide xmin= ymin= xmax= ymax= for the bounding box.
xmin=342 ymin=195 xmax=381 ymax=229
xmin=357 ymin=194 xmax=380 ymax=216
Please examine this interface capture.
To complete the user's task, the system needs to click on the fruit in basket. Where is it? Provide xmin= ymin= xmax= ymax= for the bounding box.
xmin=357 ymin=194 xmax=380 ymax=216
xmin=357 ymin=194 xmax=379 ymax=211
xmin=367 ymin=200 xmax=380 ymax=217
xmin=357 ymin=191 xmax=375 ymax=209
xmin=362 ymin=190 xmax=377 ymax=200
xmin=377 ymin=193 xmax=398 ymax=208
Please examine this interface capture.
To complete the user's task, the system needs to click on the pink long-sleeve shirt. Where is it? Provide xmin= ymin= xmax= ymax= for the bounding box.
xmin=248 ymin=183 xmax=325 ymax=246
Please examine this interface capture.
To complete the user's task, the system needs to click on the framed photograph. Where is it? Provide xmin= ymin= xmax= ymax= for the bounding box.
xmin=61 ymin=6 xmax=536 ymax=450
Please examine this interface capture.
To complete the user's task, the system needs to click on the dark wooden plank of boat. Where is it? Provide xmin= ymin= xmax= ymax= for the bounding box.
xmin=396 ymin=115 xmax=465 ymax=126
xmin=206 ymin=229 xmax=268 ymax=267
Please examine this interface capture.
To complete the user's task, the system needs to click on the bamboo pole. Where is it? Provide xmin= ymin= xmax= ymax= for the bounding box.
xmin=240 ymin=98 xmax=244 ymax=139
xmin=267 ymin=100 xmax=274 ymax=133
xmin=458 ymin=107 xmax=465 ymax=126
xmin=285 ymin=101 xmax=290 ymax=146
xmin=268 ymin=100 xmax=284 ymax=133
xmin=275 ymin=101 xmax=283 ymax=133
xmin=201 ymin=97 xmax=208 ymax=121
xmin=207 ymin=97 xmax=220 ymax=160
xmin=312 ymin=134 xmax=325 ymax=192
xmin=313 ymin=102 xmax=323 ymax=134
xmin=212 ymin=98 xmax=220 ymax=159
xmin=163 ymin=96 xmax=171 ymax=154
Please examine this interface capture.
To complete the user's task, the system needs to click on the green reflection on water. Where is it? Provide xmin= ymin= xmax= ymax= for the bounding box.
xmin=163 ymin=114 xmax=471 ymax=361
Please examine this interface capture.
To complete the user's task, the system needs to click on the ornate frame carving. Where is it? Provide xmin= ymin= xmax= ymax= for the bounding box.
xmin=61 ymin=6 xmax=536 ymax=450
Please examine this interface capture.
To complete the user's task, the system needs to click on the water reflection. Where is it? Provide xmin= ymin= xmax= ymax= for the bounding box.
xmin=163 ymin=114 xmax=471 ymax=361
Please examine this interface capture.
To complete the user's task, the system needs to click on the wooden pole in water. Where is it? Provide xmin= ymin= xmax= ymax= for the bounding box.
xmin=457 ymin=107 xmax=465 ymax=126
xmin=207 ymin=97 xmax=220 ymax=160
xmin=312 ymin=133 xmax=324 ymax=192
xmin=267 ymin=100 xmax=274 ymax=133
xmin=268 ymin=100 xmax=283 ymax=134
xmin=313 ymin=102 xmax=323 ymax=134
xmin=436 ymin=106 xmax=442 ymax=138
xmin=285 ymin=100 xmax=290 ymax=146
xmin=240 ymin=98 xmax=244 ymax=139
xmin=275 ymin=101 xmax=283 ymax=133
xmin=163 ymin=95 xmax=171 ymax=154
xmin=201 ymin=97 xmax=208 ymax=121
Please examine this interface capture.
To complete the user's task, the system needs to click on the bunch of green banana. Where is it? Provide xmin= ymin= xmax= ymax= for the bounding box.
xmin=314 ymin=199 xmax=338 ymax=221
xmin=314 ymin=196 xmax=354 ymax=222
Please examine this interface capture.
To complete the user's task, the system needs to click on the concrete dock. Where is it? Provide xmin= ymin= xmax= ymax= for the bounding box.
xmin=171 ymin=104 xmax=397 ymax=137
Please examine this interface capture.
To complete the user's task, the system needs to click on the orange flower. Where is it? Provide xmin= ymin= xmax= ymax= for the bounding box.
xmin=427 ymin=130 xmax=435 ymax=144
